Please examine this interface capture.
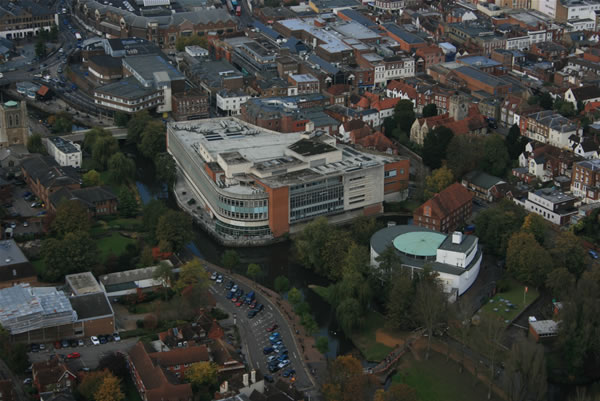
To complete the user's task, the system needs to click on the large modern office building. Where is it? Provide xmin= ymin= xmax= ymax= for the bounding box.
xmin=167 ymin=118 xmax=409 ymax=243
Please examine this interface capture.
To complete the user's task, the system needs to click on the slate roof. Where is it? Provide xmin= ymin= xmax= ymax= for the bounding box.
xmin=21 ymin=156 xmax=80 ymax=188
xmin=463 ymin=170 xmax=504 ymax=189
xmin=0 ymin=0 xmax=53 ymax=18
xmin=69 ymin=292 xmax=113 ymax=320
xmin=149 ymin=345 xmax=210 ymax=367
xmin=570 ymin=85 xmax=600 ymax=102
xmin=49 ymin=186 xmax=116 ymax=211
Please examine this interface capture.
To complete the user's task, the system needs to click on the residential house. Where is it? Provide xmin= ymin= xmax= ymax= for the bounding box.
xmin=216 ymin=89 xmax=251 ymax=116
xmin=20 ymin=156 xmax=80 ymax=207
xmin=0 ymin=239 xmax=37 ymax=289
xmin=49 ymin=186 xmax=118 ymax=216
xmin=520 ymin=110 xmax=579 ymax=150
xmin=0 ymin=145 xmax=29 ymax=173
xmin=571 ymin=159 xmax=600 ymax=203
xmin=461 ymin=170 xmax=506 ymax=202
xmin=355 ymin=131 xmax=398 ymax=155
xmin=148 ymin=345 xmax=210 ymax=380
xmin=564 ymin=85 xmax=600 ymax=108
xmin=516 ymin=142 xmax=580 ymax=183
xmin=570 ymin=134 xmax=600 ymax=159
xmin=210 ymin=338 xmax=245 ymax=373
xmin=514 ymin=188 xmax=577 ymax=225
xmin=413 ymin=182 xmax=473 ymax=233
xmin=44 ymin=137 xmax=82 ymax=169
xmin=127 ymin=342 xmax=193 ymax=401
xmin=32 ymin=358 xmax=76 ymax=399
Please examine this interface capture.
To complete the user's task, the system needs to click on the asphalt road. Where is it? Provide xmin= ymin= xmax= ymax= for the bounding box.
xmin=209 ymin=278 xmax=312 ymax=391
xmin=27 ymin=338 xmax=138 ymax=371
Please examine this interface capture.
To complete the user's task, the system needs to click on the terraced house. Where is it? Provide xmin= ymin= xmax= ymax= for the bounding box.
xmin=0 ymin=0 xmax=57 ymax=40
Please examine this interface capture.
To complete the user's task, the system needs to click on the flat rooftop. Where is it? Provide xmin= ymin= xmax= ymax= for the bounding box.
xmin=0 ymin=240 xmax=28 ymax=266
xmin=393 ymin=231 xmax=447 ymax=257
xmin=65 ymin=272 xmax=103 ymax=296
xmin=124 ymin=54 xmax=184 ymax=82
xmin=48 ymin=137 xmax=80 ymax=154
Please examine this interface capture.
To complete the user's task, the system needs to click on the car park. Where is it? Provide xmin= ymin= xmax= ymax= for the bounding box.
xmin=263 ymin=346 xmax=274 ymax=354
xmin=266 ymin=324 xmax=278 ymax=332
xmin=283 ymin=368 xmax=296 ymax=378
xmin=278 ymin=360 xmax=290 ymax=369
xmin=90 ymin=336 xmax=99 ymax=345
xmin=67 ymin=352 xmax=80 ymax=359
xmin=247 ymin=310 xmax=258 ymax=318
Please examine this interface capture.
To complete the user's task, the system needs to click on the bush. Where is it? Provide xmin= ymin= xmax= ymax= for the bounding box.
xmin=121 ymin=328 xmax=150 ymax=338
xmin=136 ymin=320 xmax=144 ymax=329
xmin=316 ymin=337 xmax=329 ymax=354
xmin=274 ymin=276 xmax=290 ymax=293
xmin=497 ymin=278 xmax=512 ymax=293
xmin=295 ymin=301 xmax=310 ymax=316
xmin=209 ymin=308 xmax=229 ymax=320
xmin=143 ymin=313 xmax=158 ymax=329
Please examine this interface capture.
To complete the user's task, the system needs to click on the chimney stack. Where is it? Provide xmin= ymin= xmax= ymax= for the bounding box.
xmin=243 ymin=373 xmax=249 ymax=387
xmin=251 ymin=370 xmax=256 ymax=384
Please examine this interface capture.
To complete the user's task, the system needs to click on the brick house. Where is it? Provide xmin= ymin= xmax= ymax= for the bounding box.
xmin=148 ymin=345 xmax=210 ymax=380
xmin=127 ymin=342 xmax=193 ymax=401
xmin=49 ymin=186 xmax=118 ymax=216
xmin=32 ymin=358 xmax=77 ymax=397
xmin=287 ymin=74 xmax=320 ymax=95
xmin=413 ymin=182 xmax=473 ymax=233
xmin=571 ymin=159 xmax=600 ymax=203
xmin=20 ymin=156 xmax=80 ymax=208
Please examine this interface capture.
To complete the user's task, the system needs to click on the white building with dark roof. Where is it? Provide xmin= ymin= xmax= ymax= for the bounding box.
xmin=44 ymin=137 xmax=82 ymax=168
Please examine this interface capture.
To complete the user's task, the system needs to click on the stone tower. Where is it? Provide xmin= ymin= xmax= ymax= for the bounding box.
xmin=0 ymin=100 xmax=29 ymax=147
xmin=448 ymin=94 xmax=469 ymax=121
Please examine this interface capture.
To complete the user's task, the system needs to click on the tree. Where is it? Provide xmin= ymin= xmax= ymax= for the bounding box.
xmin=446 ymin=134 xmax=485 ymax=178
xmin=322 ymin=355 xmax=372 ymax=401
xmin=474 ymin=199 xmax=527 ymax=257
xmin=27 ymin=133 xmax=46 ymax=154
xmin=0 ymin=325 xmax=28 ymax=373
xmin=92 ymin=135 xmax=119 ymax=170
xmin=98 ymin=353 xmax=129 ymax=379
xmin=83 ymin=127 xmax=110 ymax=153
xmin=424 ymin=165 xmax=454 ymax=199
xmin=43 ymin=232 xmax=99 ymax=281
xmin=51 ymin=112 xmax=73 ymax=134
xmin=480 ymin=134 xmax=510 ymax=177
xmin=51 ymin=200 xmax=91 ymax=237
xmin=375 ymin=245 xmax=403 ymax=281
xmin=392 ymin=100 xmax=416 ymax=135
xmin=174 ymin=259 xmax=210 ymax=293
xmin=94 ymin=374 xmax=124 ymax=401
xmin=288 ymin=287 xmax=302 ymax=306
xmin=274 ymin=276 xmax=290 ymax=293
xmin=35 ymin=39 xmax=46 ymax=58
xmin=320 ymin=231 xmax=354 ymax=281
xmin=247 ymin=263 xmax=262 ymax=283
xmin=554 ymin=99 xmax=576 ymax=117
xmin=350 ymin=216 xmax=381 ymax=245
xmin=386 ymin=268 xmax=416 ymax=330
xmin=545 ymin=267 xmax=575 ymax=299
xmin=422 ymin=126 xmax=454 ymax=169
xmin=114 ymin=112 xmax=130 ymax=127
xmin=316 ymin=337 xmax=329 ymax=354
xmin=374 ymin=383 xmax=417 ymax=401
xmin=294 ymin=217 xmax=334 ymax=276
xmin=521 ymin=213 xmax=549 ymax=246
xmin=139 ymin=246 xmax=154 ymax=267
xmin=506 ymin=124 xmax=527 ymax=161
xmin=187 ymin=361 xmax=218 ymax=388
xmin=118 ymin=188 xmax=138 ymax=218
xmin=108 ymin=152 xmax=135 ymax=185
xmin=139 ymin=121 xmax=166 ymax=159
xmin=82 ymin=170 xmax=101 ymax=187
xmin=527 ymin=96 xmax=539 ymax=106
xmin=78 ymin=370 xmax=112 ymax=401
xmin=422 ymin=103 xmax=438 ymax=118
xmin=154 ymin=152 xmax=177 ymax=188
xmin=336 ymin=297 xmax=363 ymax=334
xmin=153 ymin=260 xmax=174 ymax=289
xmin=474 ymin=317 xmax=507 ymax=400
xmin=506 ymin=232 xmax=553 ymax=287
xmin=142 ymin=200 xmax=168 ymax=234
xmin=551 ymin=231 xmax=587 ymax=279
xmin=504 ymin=336 xmax=547 ymax=401
xmin=156 ymin=210 xmax=192 ymax=252
xmin=127 ymin=111 xmax=152 ymax=143
xmin=175 ymin=35 xmax=209 ymax=52
xmin=221 ymin=249 xmax=240 ymax=272
xmin=539 ymin=92 xmax=554 ymax=110
xmin=449 ymin=301 xmax=473 ymax=373
xmin=413 ymin=271 xmax=447 ymax=359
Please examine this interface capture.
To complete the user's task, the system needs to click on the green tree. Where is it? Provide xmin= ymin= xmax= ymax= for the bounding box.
xmin=294 ymin=217 xmax=334 ymax=276
xmin=350 ymin=216 xmax=381 ymax=245
xmin=94 ymin=375 xmax=124 ymax=401
xmin=174 ymin=259 xmax=210 ymax=293
xmin=521 ymin=213 xmax=549 ymax=245
xmin=108 ymin=152 xmax=135 ymax=184
xmin=413 ymin=272 xmax=447 ymax=359
xmin=51 ymin=200 xmax=91 ymax=237
xmin=551 ymin=231 xmax=587 ymax=279
xmin=175 ymin=35 xmax=209 ymax=52
xmin=49 ymin=24 xmax=59 ymax=42
xmin=288 ymin=287 xmax=302 ymax=306
xmin=118 ymin=188 xmax=138 ymax=218
xmin=545 ymin=267 xmax=575 ymax=300
xmin=474 ymin=199 xmax=527 ymax=257
xmin=446 ymin=134 xmax=485 ymax=178
xmin=0 ymin=325 xmax=28 ymax=373
xmin=375 ymin=245 xmax=403 ymax=281
xmin=221 ymin=249 xmax=240 ymax=272
xmin=127 ymin=111 xmax=152 ymax=143
xmin=424 ymin=165 xmax=454 ymax=199
xmin=393 ymin=99 xmax=416 ymax=135
xmin=82 ymin=170 xmax=101 ymax=187
xmin=139 ymin=246 xmax=154 ymax=267
xmin=386 ymin=268 xmax=415 ymax=330
xmin=422 ymin=103 xmax=438 ymax=118
xmin=474 ymin=317 xmax=507 ymax=400
xmin=153 ymin=261 xmax=174 ymax=298
xmin=554 ymin=99 xmax=576 ymax=117
xmin=27 ymin=133 xmax=47 ymax=154
xmin=539 ymin=92 xmax=554 ymax=110
xmin=527 ymin=96 xmax=539 ymax=106
xmin=83 ymin=127 xmax=110 ymax=153
xmin=43 ymin=232 xmax=99 ymax=281
xmin=316 ymin=337 xmax=329 ymax=354
xmin=35 ymin=39 xmax=46 ymax=58
xmin=142 ymin=200 xmax=168 ymax=242
xmin=506 ymin=124 xmax=526 ymax=160
xmin=247 ymin=263 xmax=262 ymax=283
xmin=114 ymin=112 xmax=130 ymax=127
xmin=139 ymin=121 xmax=166 ymax=159
xmin=154 ymin=152 xmax=177 ymax=188
xmin=92 ymin=135 xmax=119 ymax=170
xmin=422 ymin=126 xmax=454 ymax=169
xmin=480 ymin=134 xmax=510 ymax=177
xmin=274 ymin=276 xmax=290 ymax=293
xmin=506 ymin=231 xmax=553 ymax=287
xmin=156 ymin=210 xmax=192 ymax=252
xmin=336 ymin=298 xmax=363 ymax=334
xmin=504 ymin=336 xmax=547 ymax=401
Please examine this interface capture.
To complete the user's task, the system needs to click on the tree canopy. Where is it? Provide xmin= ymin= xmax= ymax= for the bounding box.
xmin=480 ymin=134 xmax=510 ymax=177
xmin=424 ymin=165 xmax=454 ymax=200
xmin=506 ymin=231 xmax=553 ymax=287
xmin=474 ymin=199 xmax=527 ymax=257
xmin=82 ymin=170 xmax=101 ymax=187
xmin=139 ymin=121 xmax=166 ymax=160
xmin=27 ymin=133 xmax=47 ymax=154
xmin=446 ymin=134 xmax=485 ymax=179
xmin=174 ymin=259 xmax=210 ymax=293
xmin=92 ymin=135 xmax=119 ymax=170
xmin=156 ymin=210 xmax=192 ymax=252
xmin=186 ymin=361 xmax=218 ymax=388
xmin=51 ymin=200 xmax=91 ymax=237
xmin=422 ymin=126 xmax=454 ymax=169
xmin=108 ymin=152 xmax=135 ymax=185
xmin=506 ymin=124 xmax=527 ymax=160
xmin=322 ymin=355 xmax=373 ymax=401
xmin=422 ymin=103 xmax=438 ymax=118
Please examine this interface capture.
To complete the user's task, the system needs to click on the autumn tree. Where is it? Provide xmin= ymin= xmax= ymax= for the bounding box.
xmin=108 ymin=152 xmax=135 ymax=185
xmin=424 ymin=165 xmax=454 ymax=199
xmin=504 ymin=335 xmax=547 ymax=401
xmin=480 ymin=134 xmax=510 ymax=177
xmin=322 ymin=355 xmax=373 ymax=401
xmin=78 ymin=370 xmax=112 ymax=400
xmin=446 ymin=134 xmax=485 ymax=178
xmin=51 ymin=200 xmax=91 ymax=237
xmin=94 ymin=374 xmax=124 ymax=401
xmin=422 ymin=126 xmax=454 ymax=169
xmin=551 ymin=231 xmax=587 ymax=279
xmin=156 ymin=210 xmax=192 ymax=252
xmin=187 ymin=361 xmax=218 ymax=389
xmin=413 ymin=270 xmax=447 ymax=359
xmin=373 ymin=383 xmax=417 ymax=401
xmin=506 ymin=232 xmax=553 ymax=287
xmin=82 ymin=170 xmax=101 ymax=187
xmin=521 ymin=213 xmax=549 ymax=246
xmin=174 ymin=258 xmax=210 ymax=293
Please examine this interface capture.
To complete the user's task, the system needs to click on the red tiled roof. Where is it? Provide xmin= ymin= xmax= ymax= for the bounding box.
xmin=37 ymin=85 xmax=49 ymax=96
xmin=414 ymin=182 xmax=473 ymax=220
xmin=374 ymin=97 xmax=401 ymax=111
xmin=355 ymin=131 xmax=397 ymax=153
xmin=149 ymin=345 xmax=210 ymax=368
xmin=128 ymin=342 xmax=193 ymax=401
xmin=325 ymin=84 xmax=350 ymax=95
xmin=343 ymin=119 xmax=366 ymax=132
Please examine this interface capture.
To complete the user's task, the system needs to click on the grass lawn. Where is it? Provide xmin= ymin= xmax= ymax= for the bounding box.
xmin=351 ymin=311 xmax=393 ymax=362
xmin=105 ymin=217 xmax=144 ymax=231
xmin=479 ymin=279 xmax=539 ymax=325
xmin=309 ymin=284 xmax=331 ymax=303
xmin=392 ymin=353 xmax=489 ymax=401
xmin=97 ymin=231 xmax=136 ymax=259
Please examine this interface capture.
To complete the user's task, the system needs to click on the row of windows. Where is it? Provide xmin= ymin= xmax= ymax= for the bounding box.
xmin=218 ymin=196 xmax=267 ymax=208
xmin=218 ymin=207 xmax=267 ymax=221
xmin=215 ymin=220 xmax=272 ymax=237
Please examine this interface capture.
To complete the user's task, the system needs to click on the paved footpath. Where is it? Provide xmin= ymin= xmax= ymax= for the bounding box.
xmin=200 ymin=259 xmax=326 ymax=398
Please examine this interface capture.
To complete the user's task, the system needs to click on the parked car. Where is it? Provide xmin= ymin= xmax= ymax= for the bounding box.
xmin=69 ymin=340 xmax=78 ymax=347
xmin=61 ymin=339 xmax=69 ymax=348
xmin=247 ymin=310 xmax=258 ymax=318
xmin=99 ymin=336 xmax=107 ymax=344
xmin=277 ymin=353 xmax=288 ymax=362
xmin=283 ymin=368 xmax=296 ymax=378
xmin=269 ymin=332 xmax=281 ymax=342
xmin=226 ymin=291 xmax=234 ymax=300
xmin=210 ymin=272 xmax=217 ymax=280
xmin=225 ymin=281 xmax=234 ymax=290
xmin=231 ymin=284 xmax=239 ymax=293
xmin=266 ymin=324 xmax=278 ymax=332
xmin=90 ymin=336 xmax=99 ymax=345
xmin=30 ymin=344 xmax=39 ymax=352
xmin=255 ymin=304 xmax=264 ymax=312
xmin=216 ymin=275 xmax=223 ymax=283
xmin=113 ymin=332 xmax=121 ymax=341
xmin=78 ymin=339 xmax=85 ymax=346
xmin=23 ymin=221 xmax=28 ymax=227
xmin=245 ymin=291 xmax=255 ymax=304
xmin=267 ymin=355 xmax=278 ymax=363
xmin=39 ymin=343 xmax=46 ymax=351
xmin=54 ymin=341 xmax=61 ymax=349
xmin=235 ymin=299 xmax=244 ymax=307
xmin=590 ymin=250 xmax=599 ymax=259
xmin=276 ymin=347 xmax=288 ymax=355
xmin=264 ymin=374 xmax=274 ymax=383
xmin=263 ymin=346 xmax=274 ymax=355
xmin=235 ymin=289 xmax=244 ymax=298
xmin=67 ymin=352 xmax=80 ymax=359
xmin=23 ymin=378 xmax=32 ymax=385
xmin=249 ymin=299 xmax=257 ymax=309
xmin=278 ymin=360 xmax=290 ymax=369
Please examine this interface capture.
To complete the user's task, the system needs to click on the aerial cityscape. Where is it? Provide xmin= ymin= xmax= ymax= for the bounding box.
xmin=0 ymin=0 xmax=598 ymax=400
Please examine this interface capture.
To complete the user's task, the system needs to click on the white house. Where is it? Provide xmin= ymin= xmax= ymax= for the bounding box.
xmin=564 ymin=85 xmax=600 ymax=108
xmin=514 ymin=188 xmax=577 ymax=225
xmin=44 ymin=136 xmax=82 ymax=168
xmin=216 ymin=89 xmax=251 ymax=116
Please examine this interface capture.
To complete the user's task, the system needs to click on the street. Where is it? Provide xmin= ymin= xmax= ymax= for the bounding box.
xmin=209 ymin=278 xmax=314 ymax=392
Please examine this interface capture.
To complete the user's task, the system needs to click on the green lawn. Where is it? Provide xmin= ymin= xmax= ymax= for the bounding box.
xmin=309 ymin=284 xmax=331 ymax=303
xmin=479 ymin=280 xmax=539 ymax=324
xmin=351 ymin=311 xmax=393 ymax=362
xmin=97 ymin=231 xmax=136 ymax=259
xmin=392 ymin=353 xmax=489 ymax=401
xmin=106 ymin=217 xmax=144 ymax=231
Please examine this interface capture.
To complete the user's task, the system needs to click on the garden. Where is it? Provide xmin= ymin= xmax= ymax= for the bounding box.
xmin=478 ymin=279 xmax=539 ymax=325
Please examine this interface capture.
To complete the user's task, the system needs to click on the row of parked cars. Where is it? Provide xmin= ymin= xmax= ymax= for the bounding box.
xmin=212 ymin=272 xmax=266 ymax=319
xmin=263 ymin=329 xmax=295 ymax=377
xmin=30 ymin=333 xmax=120 ymax=353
